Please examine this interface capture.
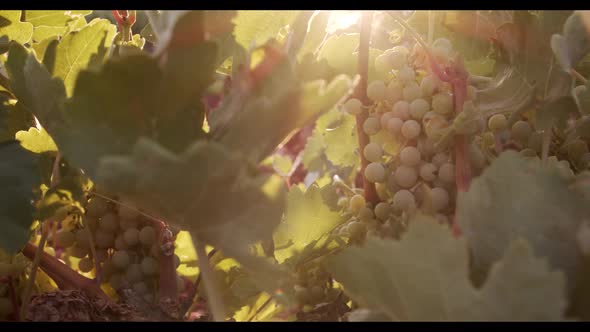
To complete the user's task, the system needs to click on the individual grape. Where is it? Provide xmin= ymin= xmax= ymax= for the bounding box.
xmin=141 ymin=256 xmax=159 ymax=276
xmin=432 ymin=152 xmax=449 ymax=167
xmin=420 ymin=75 xmax=437 ymax=97
xmin=133 ymin=281 xmax=149 ymax=295
xmin=527 ymin=132 xmax=543 ymax=153
xmin=123 ymin=228 xmax=140 ymax=247
xmin=120 ymin=217 xmax=139 ymax=230
xmin=337 ymin=196 xmax=349 ymax=209
xmin=86 ymin=197 xmax=109 ymax=218
xmin=403 ymin=82 xmax=422 ymax=102
xmin=367 ymin=80 xmax=387 ymax=102
xmin=363 ymin=117 xmax=381 ymax=136
xmin=114 ymin=234 xmax=129 ymax=251
xmin=374 ymin=202 xmax=391 ymax=221
xmin=375 ymin=183 xmax=389 ymax=201
xmin=419 ymin=163 xmax=437 ymax=182
xmin=392 ymin=190 xmax=415 ymax=211
xmin=424 ymin=113 xmax=449 ymax=140
xmin=432 ymin=44 xmax=451 ymax=61
xmin=365 ymin=162 xmax=386 ymax=183
xmin=363 ymin=142 xmax=383 ymax=163
xmin=118 ymin=201 xmax=140 ymax=220
xmin=109 ymin=273 xmax=125 ymax=290
xmin=430 ymin=187 xmax=449 ymax=212
xmin=438 ymin=163 xmax=456 ymax=183
xmin=567 ymin=139 xmax=589 ymax=161
xmin=44 ymin=246 xmax=56 ymax=256
xmin=433 ymin=38 xmax=452 ymax=52
xmin=394 ymin=165 xmax=418 ymax=188
xmin=348 ymin=221 xmax=367 ymax=239
xmin=557 ymin=163 xmax=575 ymax=181
xmin=374 ymin=53 xmax=393 ymax=73
xmin=469 ymin=144 xmax=486 ymax=170
xmin=511 ymin=120 xmax=532 ymax=143
xmin=386 ymin=81 xmax=403 ymax=104
xmin=397 ymin=65 xmax=415 ymax=83
xmin=389 ymin=48 xmax=408 ymax=70
xmin=482 ymin=132 xmax=496 ymax=147
xmin=55 ymin=230 xmax=76 ymax=248
xmin=348 ymin=194 xmax=366 ymax=214
xmin=139 ymin=226 xmax=156 ymax=246
xmin=95 ymin=230 xmax=115 ymax=249
xmin=112 ymin=251 xmax=130 ymax=270
xmin=401 ymin=120 xmax=421 ymax=140
xmin=400 ymin=146 xmax=421 ymax=166
xmin=488 ymin=114 xmax=507 ymax=132
xmin=387 ymin=117 xmax=404 ymax=136
xmin=126 ymin=263 xmax=143 ymax=283
xmin=392 ymin=100 xmax=410 ymax=120
xmin=380 ymin=112 xmax=394 ymax=129
xmin=99 ymin=213 xmax=119 ymax=233
xmin=0 ymin=297 xmax=13 ymax=317
xmin=409 ymin=99 xmax=430 ymax=120
xmin=343 ymin=98 xmax=363 ymax=115
xmin=358 ymin=207 xmax=374 ymax=221
xmin=69 ymin=245 xmax=88 ymax=259
xmin=432 ymin=92 xmax=453 ymax=115
xmin=78 ymin=257 xmax=94 ymax=273
xmin=574 ymin=85 xmax=587 ymax=97
xmin=417 ymin=138 xmax=435 ymax=158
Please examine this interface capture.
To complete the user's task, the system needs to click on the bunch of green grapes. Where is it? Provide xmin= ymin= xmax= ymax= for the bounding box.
xmin=293 ymin=262 xmax=341 ymax=308
xmin=338 ymin=39 xmax=466 ymax=240
xmin=337 ymin=38 xmax=590 ymax=243
xmin=50 ymin=191 xmax=184 ymax=303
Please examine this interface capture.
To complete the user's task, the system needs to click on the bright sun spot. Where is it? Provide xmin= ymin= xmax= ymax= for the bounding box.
xmin=326 ymin=11 xmax=361 ymax=34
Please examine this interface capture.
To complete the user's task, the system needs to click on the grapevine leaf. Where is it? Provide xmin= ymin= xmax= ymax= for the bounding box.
xmin=52 ymin=18 xmax=116 ymax=96
xmin=0 ymin=141 xmax=41 ymax=254
xmin=233 ymin=11 xmax=299 ymax=49
xmin=24 ymin=10 xmax=91 ymax=27
xmin=96 ymin=138 xmax=286 ymax=256
xmin=31 ymin=36 xmax=58 ymax=62
xmin=324 ymin=111 xmax=358 ymax=168
xmin=318 ymin=33 xmax=357 ymax=77
xmin=536 ymin=95 xmax=578 ymax=131
xmin=35 ymin=164 xmax=88 ymax=221
xmin=457 ymin=151 xmax=586 ymax=288
xmin=551 ymin=11 xmax=590 ymax=72
xmin=0 ymin=11 xmax=33 ymax=44
xmin=6 ymin=41 xmax=32 ymax=103
xmin=325 ymin=216 xmax=567 ymax=321
xmin=273 ymin=185 xmax=343 ymax=263
xmin=32 ymin=26 xmax=66 ymax=42
xmin=297 ymin=11 xmax=330 ymax=61
xmin=301 ymin=129 xmax=325 ymax=172
xmin=0 ymin=98 xmax=34 ymax=143
xmin=15 ymin=127 xmax=57 ymax=153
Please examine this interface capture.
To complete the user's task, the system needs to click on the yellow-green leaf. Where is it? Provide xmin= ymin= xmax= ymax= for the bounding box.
xmin=0 ymin=10 xmax=33 ymax=44
xmin=15 ymin=127 xmax=57 ymax=153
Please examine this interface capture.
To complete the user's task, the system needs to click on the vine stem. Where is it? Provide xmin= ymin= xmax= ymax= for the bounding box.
xmin=19 ymin=152 xmax=61 ymax=319
xmin=354 ymin=11 xmax=378 ymax=205
xmin=194 ymin=238 xmax=225 ymax=322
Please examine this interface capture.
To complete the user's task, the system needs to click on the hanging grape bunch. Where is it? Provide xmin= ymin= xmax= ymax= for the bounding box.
xmin=48 ymin=190 xmax=184 ymax=304
xmin=336 ymin=35 xmax=590 ymax=245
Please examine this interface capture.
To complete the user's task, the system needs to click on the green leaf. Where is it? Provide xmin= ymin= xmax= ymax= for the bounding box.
xmin=273 ymin=185 xmax=343 ymax=263
xmin=325 ymin=215 xmax=567 ymax=321
xmin=0 ymin=141 xmax=41 ymax=254
xmin=96 ymin=138 xmax=286 ymax=255
xmin=0 ymin=99 xmax=34 ymax=143
xmin=233 ymin=11 xmax=299 ymax=49
xmin=0 ymin=11 xmax=33 ymax=44
xmin=551 ymin=11 xmax=590 ymax=72
xmin=324 ymin=110 xmax=359 ymax=168
xmin=52 ymin=18 xmax=116 ymax=96
xmin=32 ymin=26 xmax=66 ymax=42
xmin=24 ymin=10 xmax=90 ymax=27
xmin=457 ymin=151 xmax=586 ymax=288
xmin=15 ymin=127 xmax=57 ymax=153
xmin=536 ymin=95 xmax=578 ymax=130
xmin=317 ymin=33 xmax=358 ymax=77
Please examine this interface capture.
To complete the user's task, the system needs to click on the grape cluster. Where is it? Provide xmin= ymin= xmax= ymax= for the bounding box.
xmin=50 ymin=192 xmax=184 ymax=303
xmin=339 ymin=40 xmax=465 ymax=239
xmin=293 ymin=263 xmax=341 ymax=307
xmin=338 ymin=38 xmax=590 ymax=242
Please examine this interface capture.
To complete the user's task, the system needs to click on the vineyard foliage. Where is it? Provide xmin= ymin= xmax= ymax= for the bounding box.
xmin=0 ymin=10 xmax=589 ymax=322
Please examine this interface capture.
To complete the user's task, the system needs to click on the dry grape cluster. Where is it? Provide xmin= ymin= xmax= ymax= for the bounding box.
xmin=50 ymin=192 xmax=184 ymax=303
xmin=336 ymin=37 xmax=590 ymax=243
